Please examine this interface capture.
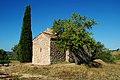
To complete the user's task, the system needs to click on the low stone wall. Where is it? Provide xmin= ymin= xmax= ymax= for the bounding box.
xmin=50 ymin=40 xmax=65 ymax=64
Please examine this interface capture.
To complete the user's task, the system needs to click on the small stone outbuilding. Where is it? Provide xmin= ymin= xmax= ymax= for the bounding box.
xmin=32 ymin=28 xmax=69 ymax=65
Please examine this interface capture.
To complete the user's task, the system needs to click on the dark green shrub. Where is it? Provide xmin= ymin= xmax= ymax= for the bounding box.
xmin=95 ymin=51 xmax=115 ymax=63
xmin=0 ymin=49 xmax=10 ymax=65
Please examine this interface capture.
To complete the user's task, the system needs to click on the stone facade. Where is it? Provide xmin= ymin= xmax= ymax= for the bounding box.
xmin=32 ymin=32 xmax=51 ymax=65
xmin=32 ymin=28 xmax=67 ymax=65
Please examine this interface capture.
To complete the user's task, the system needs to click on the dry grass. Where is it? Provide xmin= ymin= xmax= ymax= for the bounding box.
xmin=0 ymin=61 xmax=120 ymax=80
xmin=112 ymin=50 xmax=120 ymax=55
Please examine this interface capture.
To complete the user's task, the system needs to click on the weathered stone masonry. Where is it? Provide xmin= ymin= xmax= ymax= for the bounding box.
xmin=50 ymin=40 xmax=65 ymax=64
xmin=32 ymin=28 xmax=67 ymax=65
xmin=32 ymin=32 xmax=51 ymax=65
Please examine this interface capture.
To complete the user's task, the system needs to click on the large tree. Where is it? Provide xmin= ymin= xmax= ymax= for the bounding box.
xmin=52 ymin=13 xmax=97 ymax=64
xmin=18 ymin=5 xmax=32 ymax=62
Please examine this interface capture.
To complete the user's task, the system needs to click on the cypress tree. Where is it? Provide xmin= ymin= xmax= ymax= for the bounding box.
xmin=19 ymin=5 xmax=32 ymax=62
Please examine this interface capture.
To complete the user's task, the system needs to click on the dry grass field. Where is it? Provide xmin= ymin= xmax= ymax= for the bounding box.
xmin=0 ymin=60 xmax=120 ymax=80
xmin=112 ymin=50 xmax=120 ymax=55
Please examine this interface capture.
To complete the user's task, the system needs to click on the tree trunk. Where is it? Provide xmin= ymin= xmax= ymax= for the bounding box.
xmin=71 ymin=52 xmax=79 ymax=64
xmin=66 ymin=49 xmax=70 ymax=62
xmin=70 ymin=46 xmax=92 ymax=64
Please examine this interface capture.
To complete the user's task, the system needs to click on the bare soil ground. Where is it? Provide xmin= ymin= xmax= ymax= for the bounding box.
xmin=0 ymin=61 xmax=120 ymax=80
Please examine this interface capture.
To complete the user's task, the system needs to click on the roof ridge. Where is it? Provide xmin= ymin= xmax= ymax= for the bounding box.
xmin=33 ymin=28 xmax=54 ymax=40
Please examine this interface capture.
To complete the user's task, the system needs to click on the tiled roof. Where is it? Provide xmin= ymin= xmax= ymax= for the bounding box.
xmin=33 ymin=28 xmax=55 ymax=40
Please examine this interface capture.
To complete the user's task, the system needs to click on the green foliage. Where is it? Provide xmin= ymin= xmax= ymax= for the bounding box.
xmin=18 ymin=5 xmax=32 ymax=62
xmin=10 ymin=44 xmax=19 ymax=60
xmin=52 ymin=13 xmax=96 ymax=50
xmin=117 ymin=48 xmax=120 ymax=51
xmin=52 ymin=13 xmax=97 ymax=64
xmin=90 ymin=41 xmax=105 ymax=60
xmin=91 ymin=42 xmax=116 ymax=63
xmin=95 ymin=51 xmax=115 ymax=63
xmin=115 ymin=54 xmax=120 ymax=60
xmin=0 ymin=49 xmax=10 ymax=64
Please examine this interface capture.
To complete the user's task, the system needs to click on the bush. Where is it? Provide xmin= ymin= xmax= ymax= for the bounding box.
xmin=0 ymin=49 xmax=10 ymax=65
xmin=95 ymin=51 xmax=115 ymax=63
xmin=115 ymin=54 xmax=120 ymax=60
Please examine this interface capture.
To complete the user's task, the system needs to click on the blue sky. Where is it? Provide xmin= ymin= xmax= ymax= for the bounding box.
xmin=0 ymin=0 xmax=120 ymax=51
